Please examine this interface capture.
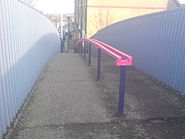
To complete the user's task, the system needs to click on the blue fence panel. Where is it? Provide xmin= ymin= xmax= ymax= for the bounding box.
xmin=92 ymin=7 xmax=185 ymax=95
xmin=0 ymin=0 xmax=60 ymax=138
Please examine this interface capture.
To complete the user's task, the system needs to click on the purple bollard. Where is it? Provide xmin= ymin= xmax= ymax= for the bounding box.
xmin=80 ymin=42 xmax=83 ymax=57
xmin=97 ymin=48 xmax=101 ymax=80
xmin=77 ymin=43 xmax=80 ymax=53
xmin=84 ymin=42 xmax=86 ymax=59
xmin=117 ymin=66 xmax=126 ymax=117
xmin=88 ymin=43 xmax=91 ymax=66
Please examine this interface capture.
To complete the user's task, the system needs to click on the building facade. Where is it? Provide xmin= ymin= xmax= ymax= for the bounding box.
xmin=75 ymin=0 xmax=178 ymax=38
xmin=74 ymin=0 xmax=88 ymax=40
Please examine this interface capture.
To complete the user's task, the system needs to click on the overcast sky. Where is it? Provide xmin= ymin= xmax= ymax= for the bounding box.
xmin=34 ymin=0 xmax=74 ymax=14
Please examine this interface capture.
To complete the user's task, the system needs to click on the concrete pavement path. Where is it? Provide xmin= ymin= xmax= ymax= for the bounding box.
xmin=9 ymin=52 xmax=185 ymax=139
xmin=9 ymin=53 xmax=111 ymax=139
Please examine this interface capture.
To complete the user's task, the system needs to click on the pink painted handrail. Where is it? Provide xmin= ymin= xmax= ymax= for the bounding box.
xmin=75 ymin=39 xmax=132 ymax=66
xmin=75 ymin=38 xmax=132 ymax=116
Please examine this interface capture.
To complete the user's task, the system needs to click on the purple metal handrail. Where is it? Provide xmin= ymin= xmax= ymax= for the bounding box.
xmin=74 ymin=39 xmax=133 ymax=117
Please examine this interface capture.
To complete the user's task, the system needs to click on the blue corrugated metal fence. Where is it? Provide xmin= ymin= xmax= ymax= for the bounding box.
xmin=0 ymin=1 xmax=60 ymax=138
xmin=92 ymin=7 xmax=185 ymax=95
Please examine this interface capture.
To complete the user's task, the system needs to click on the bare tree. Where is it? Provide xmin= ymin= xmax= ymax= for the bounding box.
xmin=94 ymin=8 xmax=114 ymax=31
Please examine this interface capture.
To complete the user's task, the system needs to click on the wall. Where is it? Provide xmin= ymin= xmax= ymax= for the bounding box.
xmin=87 ymin=0 xmax=168 ymax=37
xmin=0 ymin=1 xmax=60 ymax=138
xmin=92 ymin=7 xmax=185 ymax=95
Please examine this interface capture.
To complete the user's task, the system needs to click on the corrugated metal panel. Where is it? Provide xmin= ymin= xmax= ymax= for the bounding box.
xmin=0 ymin=0 xmax=60 ymax=138
xmin=92 ymin=7 xmax=185 ymax=95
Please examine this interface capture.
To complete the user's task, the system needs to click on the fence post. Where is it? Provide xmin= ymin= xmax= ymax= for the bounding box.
xmin=117 ymin=66 xmax=126 ymax=117
xmin=97 ymin=48 xmax=101 ymax=80
xmin=88 ymin=43 xmax=91 ymax=66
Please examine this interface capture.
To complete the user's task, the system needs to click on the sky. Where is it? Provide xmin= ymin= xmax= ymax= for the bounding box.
xmin=33 ymin=0 xmax=185 ymax=14
xmin=178 ymin=0 xmax=185 ymax=4
xmin=34 ymin=0 xmax=74 ymax=14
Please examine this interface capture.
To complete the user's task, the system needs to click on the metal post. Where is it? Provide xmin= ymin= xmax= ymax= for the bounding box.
xmin=88 ymin=43 xmax=91 ymax=66
xmin=86 ymin=43 xmax=88 ymax=53
xmin=61 ymin=39 xmax=63 ymax=53
xmin=84 ymin=42 xmax=86 ymax=59
xmin=67 ymin=17 xmax=70 ymax=51
xmin=74 ymin=41 xmax=77 ymax=53
xmin=117 ymin=66 xmax=126 ymax=117
xmin=80 ymin=42 xmax=83 ymax=57
xmin=78 ymin=43 xmax=81 ymax=54
xmin=97 ymin=48 xmax=101 ymax=80
xmin=77 ymin=43 xmax=79 ymax=53
xmin=74 ymin=45 xmax=76 ymax=53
